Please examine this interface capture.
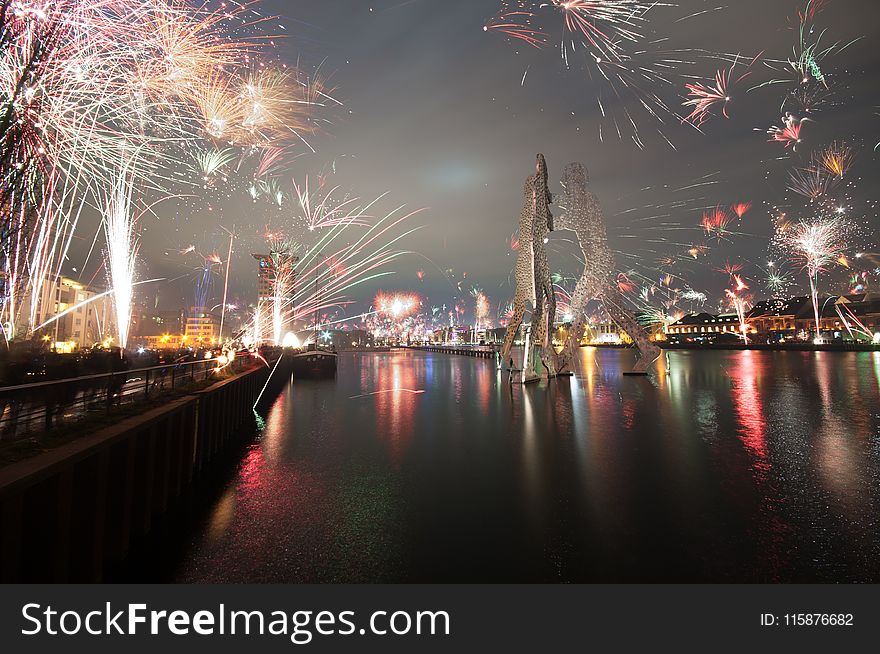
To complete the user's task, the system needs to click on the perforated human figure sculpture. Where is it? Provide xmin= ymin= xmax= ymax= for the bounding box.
xmin=530 ymin=154 xmax=557 ymax=377
xmin=499 ymin=154 xmax=557 ymax=382
xmin=554 ymin=162 xmax=661 ymax=374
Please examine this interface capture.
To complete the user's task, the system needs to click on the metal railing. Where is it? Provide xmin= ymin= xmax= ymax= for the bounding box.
xmin=0 ymin=355 xmax=253 ymax=441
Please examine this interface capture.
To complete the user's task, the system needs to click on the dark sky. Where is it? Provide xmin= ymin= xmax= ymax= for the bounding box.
xmin=132 ymin=0 xmax=880 ymax=318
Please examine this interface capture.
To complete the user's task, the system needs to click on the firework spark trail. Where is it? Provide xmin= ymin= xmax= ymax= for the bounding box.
xmin=682 ymin=61 xmax=753 ymax=127
xmin=247 ymin=203 xmax=425 ymax=344
xmin=765 ymin=268 xmax=791 ymax=296
xmin=607 ymin=167 xmax=776 ymax=328
xmin=292 ymin=207 xmax=424 ymax=320
xmin=785 ymin=219 xmax=846 ymax=339
xmin=218 ymin=226 xmax=235 ymax=342
xmin=192 ymin=148 xmax=237 ymax=182
xmin=471 ymin=288 xmax=491 ymax=329
xmin=368 ymin=290 xmax=423 ymax=340
xmin=551 ymin=0 xmax=656 ymax=62
xmin=724 ymin=274 xmax=751 ymax=343
xmin=33 ymin=278 xmax=164 ymax=332
xmin=701 ymin=205 xmax=734 ymax=241
xmin=193 ymin=257 xmax=219 ymax=314
xmin=101 ymin=164 xmax=138 ymax=349
xmin=680 ymin=287 xmax=707 ymax=305
xmin=483 ymin=9 xmax=547 ymax=48
xmin=752 ymin=0 xmax=861 ymax=104
xmin=374 ymin=291 xmax=420 ymax=320
xmin=835 ymin=302 xmax=873 ymax=341
xmin=293 ymin=176 xmax=372 ymax=231
xmin=787 ymin=165 xmax=839 ymax=200
xmin=819 ymin=141 xmax=855 ymax=178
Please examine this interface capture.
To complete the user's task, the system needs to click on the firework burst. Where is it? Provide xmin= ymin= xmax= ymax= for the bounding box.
xmin=731 ymin=202 xmax=752 ymax=219
xmin=723 ymin=273 xmax=751 ymax=343
xmin=471 ymin=288 xmax=491 ymax=329
xmin=683 ymin=63 xmax=752 ymax=127
xmin=784 ymin=218 xmax=846 ymax=338
xmin=786 ymin=165 xmax=839 ymax=200
xmin=701 ymin=206 xmax=734 ymax=241
xmin=766 ymin=113 xmax=809 ymax=150
xmin=819 ymin=141 xmax=855 ymax=178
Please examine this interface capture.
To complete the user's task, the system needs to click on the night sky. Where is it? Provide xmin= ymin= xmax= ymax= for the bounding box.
xmin=128 ymin=0 xmax=880 ymax=320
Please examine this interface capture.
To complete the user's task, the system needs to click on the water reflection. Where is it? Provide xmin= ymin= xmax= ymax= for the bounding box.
xmin=171 ymin=349 xmax=880 ymax=582
xmin=728 ymin=351 xmax=769 ymax=474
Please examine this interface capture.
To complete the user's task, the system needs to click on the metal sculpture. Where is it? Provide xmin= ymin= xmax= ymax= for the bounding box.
xmin=499 ymin=154 xmax=557 ymax=382
xmin=554 ymin=162 xmax=661 ymax=374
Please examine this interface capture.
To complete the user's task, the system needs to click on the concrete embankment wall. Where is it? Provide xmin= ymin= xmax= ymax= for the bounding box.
xmin=0 ymin=358 xmax=292 ymax=582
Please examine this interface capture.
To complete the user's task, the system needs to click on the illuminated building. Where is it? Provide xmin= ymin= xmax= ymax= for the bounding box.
xmin=15 ymin=276 xmax=113 ymax=348
xmin=666 ymin=313 xmax=745 ymax=344
xmin=185 ymin=307 xmax=220 ymax=345
xmin=253 ymin=253 xmax=276 ymax=303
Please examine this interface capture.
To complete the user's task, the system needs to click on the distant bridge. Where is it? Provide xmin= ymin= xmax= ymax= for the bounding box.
xmin=406 ymin=345 xmax=497 ymax=359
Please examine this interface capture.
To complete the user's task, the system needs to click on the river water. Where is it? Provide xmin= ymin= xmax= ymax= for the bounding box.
xmin=165 ymin=348 xmax=880 ymax=582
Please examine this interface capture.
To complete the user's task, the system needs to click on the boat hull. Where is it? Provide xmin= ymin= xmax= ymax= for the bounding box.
xmin=291 ymin=351 xmax=337 ymax=378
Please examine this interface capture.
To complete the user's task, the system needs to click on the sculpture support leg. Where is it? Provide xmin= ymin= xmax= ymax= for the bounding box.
xmin=519 ymin=326 xmax=541 ymax=383
xmin=539 ymin=281 xmax=558 ymax=376
xmin=556 ymin=275 xmax=601 ymax=373
xmin=499 ymin=296 xmax=526 ymax=371
xmin=600 ymin=287 xmax=661 ymax=373
xmin=557 ymin=316 xmax=583 ymax=374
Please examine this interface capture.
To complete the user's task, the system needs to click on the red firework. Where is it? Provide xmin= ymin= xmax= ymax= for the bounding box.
xmin=617 ymin=273 xmax=636 ymax=294
xmin=374 ymin=291 xmax=420 ymax=320
xmin=701 ymin=206 xmax=733 ymax=241
xmin=483 ymin=10 xmax=546 ymax=49
xmin=731 ymin=202 xmax=752 ymax=219
xmin=717 ymin=261 xmax=744 ymax=277
xmin=510 ymin=231 xmax=520 ymax=251
xmin=767 ymin=114 xmax=809 ymax=150
xmin=799 ymin=0 xmax=829 ymax=22
xmin=683 ymin=65 xmax=751 ymax=126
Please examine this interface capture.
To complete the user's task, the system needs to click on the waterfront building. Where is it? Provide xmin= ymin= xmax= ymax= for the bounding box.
xmin=484 ymin=327 xmax=510 ymax=345
xmin=253 ymin=251 xmax=300 ymax=302
xmin=14 ymin=275 xmax=113 ymax=350
xmin=130 ymin=308 xmax=187 ymax=350
xmin=184 ymin=307 xmax=220 ymax=345
xmin=667 ymin=294 xmax=880 ymax=344
xmin=745 ymin=297 xmax=811 ymax=340
xmin=133 ymin=308 xmax=186 ymax=339
xmin=746 ymin=294 xmax=880 ymax=342
xmin=666 ymin=312 xmax=745 ymax=344
xmin=253 ymin=253 xmax=276 ymax=303
xmin=827 ymin=294 xmax=880 ymax=340
xmin=253 ymin=250 xmax=299 ymax=343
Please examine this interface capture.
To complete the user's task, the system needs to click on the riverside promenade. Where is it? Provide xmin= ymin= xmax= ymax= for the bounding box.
xmin=0 ymin=353 xmax=294 ymax=582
